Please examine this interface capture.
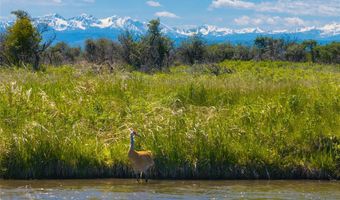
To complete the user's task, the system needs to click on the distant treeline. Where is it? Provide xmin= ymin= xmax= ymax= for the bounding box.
xmin=41 ymin=31 xmax=340 ymax=69
xmin=0 ymin=10 xmax=339 ymax=71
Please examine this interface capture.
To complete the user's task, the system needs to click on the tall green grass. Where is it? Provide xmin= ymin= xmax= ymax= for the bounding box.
xmin=0 ymin=61 xmax=339 ymax=179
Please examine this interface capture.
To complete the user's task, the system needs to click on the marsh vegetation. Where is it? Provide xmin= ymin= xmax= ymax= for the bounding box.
xmin=0 ymin=61 xmax=339 ymax=179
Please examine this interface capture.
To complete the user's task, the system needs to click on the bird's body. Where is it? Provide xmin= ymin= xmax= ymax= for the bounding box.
xmin=128 ymin=150 xmax=154 ymax=174
xmin=128 ymin=129 xmax=154 ymax=182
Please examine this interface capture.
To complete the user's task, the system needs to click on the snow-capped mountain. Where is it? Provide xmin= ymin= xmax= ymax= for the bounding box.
xmin=0 ymin=21 xmax=10 ymax=31
xmin=319 ymin=23 xmax=340 ymax=36
xmin=35 ymin=14 xmax=70 ymax=31
xmin=0 ymin=13 xmax=339 ymax=45
xmin=176 ymin=25 xmax=265 ymax=36
xmin=32 ymin=13 xmax=148 ymax=33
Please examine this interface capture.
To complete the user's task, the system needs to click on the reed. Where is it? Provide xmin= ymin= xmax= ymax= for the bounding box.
xmin=0 ymin=61 xmax=339 ymax=179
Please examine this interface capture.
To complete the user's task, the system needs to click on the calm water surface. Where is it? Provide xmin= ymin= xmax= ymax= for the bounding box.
xmin=0 ymin=179 xmax=339 ymax=200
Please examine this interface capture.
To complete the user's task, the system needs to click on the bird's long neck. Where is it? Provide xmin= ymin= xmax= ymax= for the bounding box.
xmin=130 ymin=134 xmax=134 ymax=151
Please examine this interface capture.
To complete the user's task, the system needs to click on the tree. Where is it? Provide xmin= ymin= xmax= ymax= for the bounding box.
xmin=233 ymin=44 xmax=252 ymax=60
xmin=140 ymin=19 xmax=173 ymax=71
xmin=4 ymin=10 xmax=41 ymax=67
xmin=11 ymin=10 xmax=29 ymax=19
xmin=254 ymin=36 xmax=268 ymax=60
xmin=178 ymin=35 xmax=206 ymax=65
xmin=254 ymin=36 xmax=285 ymax=61
xmin=271 ymin=38 xmax=285 ymax=60
xmin=84 ymin=38 xmax=121 ymax=65
xmin=315 ymin=42 xmax=340 ymax=64
xmin=32 ymin=23 xmax=55 ymax=70
xmin=3 ymin=10 xmax=54 ymax=70
xmin=118 ymin=31 xmax=142 ymax=68
xmin=302 ymin=40 xmax=317 ymax=62
xmin=43 ymin=42 xmax=81 ymax=65
xmin=84 ymin=39 xmax=97 ymax=63
xmin=0 ymin=33 xmax=5 ymax=66
xmin=285 ymin=43 xmax=306 ymax=62
xmin=205 ymin=43 xmax=234 ymax=63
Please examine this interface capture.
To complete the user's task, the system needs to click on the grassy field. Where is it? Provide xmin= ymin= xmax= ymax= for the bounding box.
xmin=0 ymin=61 xmax=339 ymax=179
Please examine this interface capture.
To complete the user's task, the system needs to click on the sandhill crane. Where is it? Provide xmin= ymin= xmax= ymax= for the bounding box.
xmin=128 ymin=128 xmax=154 ymax=182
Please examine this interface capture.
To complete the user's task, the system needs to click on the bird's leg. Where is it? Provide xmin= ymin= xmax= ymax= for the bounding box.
xmin=144 ymin=172 xmax=148 ymax=183
xmin=140 ymin=172 xmax=143 ymax=182
xmin=136 ymin=172 xmax=140 ymax=183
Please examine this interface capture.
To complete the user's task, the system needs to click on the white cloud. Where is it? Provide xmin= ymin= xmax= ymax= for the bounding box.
xmin=155 ymin=11 xmax=179 ymax=18
xmin=210 ymin=0 xmax=254 ymax=9
xmin=34 ymin=0 xmax=63 ymax=4
xmin=1 ymin=0 xmax=63 ymax=5
xmin=1 ymin=0 xmax=98 ymax=6
xmin=234 ymin=15 xmax=250 ymax=26
xmin=266 ymin=17 xmax=280 ymax=25
xmin=146 ymin=1 xmax=161 ymax=7
xmin=284 ymin=17 xmax=305 ymax=26
xmin=234 ymin=15 xmax=307 ymax=29
xmin=210 ymin=0 xmax=340 ymax=16
xmin=252 ymin=18 xmax=263 ymax=26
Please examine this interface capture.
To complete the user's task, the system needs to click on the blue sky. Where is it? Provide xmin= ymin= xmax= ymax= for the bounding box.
xmin=1 ymin=0 xmax=339 ymax=30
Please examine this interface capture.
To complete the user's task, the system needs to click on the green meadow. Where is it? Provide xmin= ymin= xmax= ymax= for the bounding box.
xmin=0 ymin=61 xmax=339 ymax=179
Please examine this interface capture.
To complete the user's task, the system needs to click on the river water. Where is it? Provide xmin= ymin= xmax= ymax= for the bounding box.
xmin=0 ymin=179 xmax=339 ymax=200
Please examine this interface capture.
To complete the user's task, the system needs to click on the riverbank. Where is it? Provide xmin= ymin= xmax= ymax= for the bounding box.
xmin=0 ymin=61 xmax=339 ymax=179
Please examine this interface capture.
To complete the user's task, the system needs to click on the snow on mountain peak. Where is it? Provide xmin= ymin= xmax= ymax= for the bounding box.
xmin=320 ymin=23 xmax=340 ymax=36
xmin=296 ymin=26 xmax=317 ymax=33
xmin=44 ymin=13 xmax=64 ymax=19
xmin=36 ymin=13 xmax=69 ymax=31
xmin=0 ymin=13 xmax=339 ymax=44
xmin=29 ymin=13 xmax=273 ymax=36
xmin=198 ymin=25 xmax=233 ymax=36
xmin=93 ymin=17 xmax=116 ymax=28
xmin=69 ymin=14 xmax=99 ymax=30
xmin=79 ymin=13 xmax=93 ymax=18
xmin=73 ymin=14 xmax=97 ymax=22
xmin=234 ymin=27 xmax=264 ymax=34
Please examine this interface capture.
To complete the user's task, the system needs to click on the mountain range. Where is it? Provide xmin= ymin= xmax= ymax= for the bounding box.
xmin=1 ymin=13 xmax=339 ymax=46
